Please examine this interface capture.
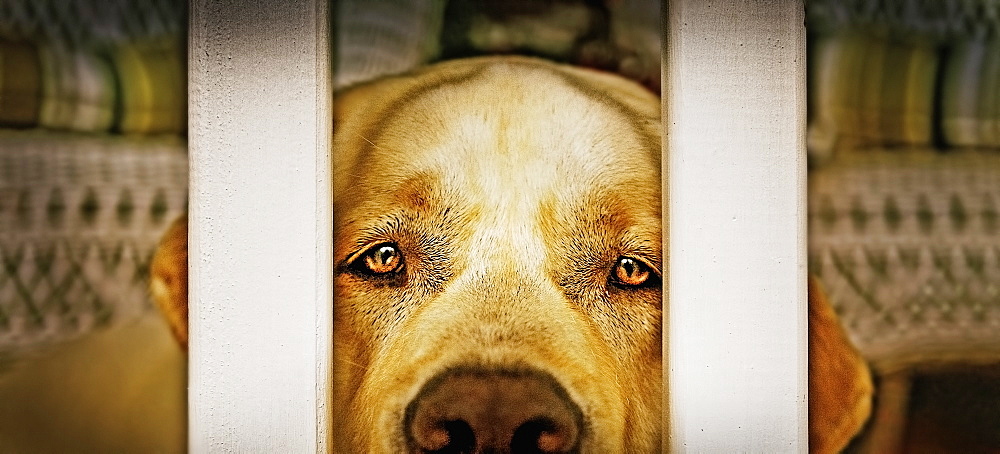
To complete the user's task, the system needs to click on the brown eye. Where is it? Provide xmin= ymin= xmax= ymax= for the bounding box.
xmin=357 ymin=243 xmax=404 ymax=276
xmin=611 ymin=256 xmax=657 ymax=288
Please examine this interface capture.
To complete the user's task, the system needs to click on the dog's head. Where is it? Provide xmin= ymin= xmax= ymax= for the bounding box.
xmin=333 ymin=56 xmax=661 ymax=453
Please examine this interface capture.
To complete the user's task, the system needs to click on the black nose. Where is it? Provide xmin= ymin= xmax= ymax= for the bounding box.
xmin=405 ymin=368 xmax=582 ymax=454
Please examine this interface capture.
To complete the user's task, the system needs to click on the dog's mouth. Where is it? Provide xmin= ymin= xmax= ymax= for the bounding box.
xmin=403 ymin=366 xmax=584 ymax=454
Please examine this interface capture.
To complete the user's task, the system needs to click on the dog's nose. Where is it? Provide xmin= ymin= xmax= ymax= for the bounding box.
xmin=406 ymin=369 xmax=582 ymax=453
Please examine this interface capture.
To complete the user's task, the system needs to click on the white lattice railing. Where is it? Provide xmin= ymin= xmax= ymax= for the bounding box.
xmin=188 ymin=0 xmax=332 ymax=451
xmin=666 ymin=1 xmax=807 ymax=451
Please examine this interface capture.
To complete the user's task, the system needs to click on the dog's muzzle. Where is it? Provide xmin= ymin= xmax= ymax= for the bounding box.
xmin=404 ymin=367 xmax=583 ymax=454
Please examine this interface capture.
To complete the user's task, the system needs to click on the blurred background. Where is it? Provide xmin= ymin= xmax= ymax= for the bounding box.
xmin=0 ymin=0 xmax=998 ymax=452
xmin=807 ymin=0 xmax=1000 ymax=451
xmin=0 ymin=0 xmax=188 ymax=451
xmin=0 ymin=0 xmax=660 ymax=452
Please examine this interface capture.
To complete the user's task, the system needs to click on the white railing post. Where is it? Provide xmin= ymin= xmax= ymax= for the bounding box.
xmin=189 ymin=0 xmax=332 ymax=451
xmin=666 ymin=1 xmax=807 ymax=451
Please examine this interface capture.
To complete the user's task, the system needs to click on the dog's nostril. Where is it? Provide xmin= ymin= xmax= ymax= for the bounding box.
xmin=406 ymin=368 xmax=582 ymax=453
xmin=414 ymin=419 xmax=475 ymax=453
xmin=511 ymin=417 xmax=573 ymax=453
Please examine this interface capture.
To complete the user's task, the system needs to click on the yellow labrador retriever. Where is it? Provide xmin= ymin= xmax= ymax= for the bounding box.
xmin=330 ymin=56 xmax=661 ymax=453
xmin=152 ymin=55 xmax=870 ymax=453
xmin=156 ymin=55 xmax=662 ymax=452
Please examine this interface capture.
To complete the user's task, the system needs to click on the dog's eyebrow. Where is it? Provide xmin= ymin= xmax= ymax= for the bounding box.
xmin=341 ymin=199 xmax=469 ymax=257
xmin=619 ymin=234 xmax=663 ymax=269
xmin=351 ymin=214 xmax=407 ymax=248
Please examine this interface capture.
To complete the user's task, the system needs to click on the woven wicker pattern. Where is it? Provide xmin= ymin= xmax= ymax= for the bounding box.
xmin=0 ymin=131 xmax=187 ymax=351
xmin=807 ymin=0 xmax=1000 ymax=38
xmin=0 ymin=0 xmax=184 ymax=46
xmin=809 ymin=149 xmax=1000 ymax=370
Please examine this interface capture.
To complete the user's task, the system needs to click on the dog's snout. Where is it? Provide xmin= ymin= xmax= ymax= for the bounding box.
xmin=406 ymin=369 xmax=582 ymax=453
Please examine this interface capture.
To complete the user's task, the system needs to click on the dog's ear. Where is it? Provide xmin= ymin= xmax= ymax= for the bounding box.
xmin=150 ymin=215 xmax=188 ymax=349
xmin=808 ymin=276 xmax=873 ymax=453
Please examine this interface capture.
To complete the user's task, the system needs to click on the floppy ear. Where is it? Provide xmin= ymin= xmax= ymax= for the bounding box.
xmin=808 ymin=276 xmax=873 ymax=453
xmin=150 ymin=215 xmax=189 ymax=349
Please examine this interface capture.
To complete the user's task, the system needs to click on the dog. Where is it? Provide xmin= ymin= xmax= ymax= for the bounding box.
xmin=154 ymin=55 xmax=662 ymax=452
xmin=330 ymin=56 xmax=662 ymax=453
xmin=152 ymin=55 xmax=871 ymax=453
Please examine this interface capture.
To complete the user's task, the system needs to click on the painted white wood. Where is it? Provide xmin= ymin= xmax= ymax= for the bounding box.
xmin=665 ymin=1 xmax=807 ymax=451
xmin=188 ymin=0 xmax=332 ymax=451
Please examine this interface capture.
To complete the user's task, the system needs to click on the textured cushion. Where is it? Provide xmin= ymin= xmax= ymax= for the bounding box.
xmin=808 ymin=29 xmax=939 ymax=161
xmin=0 ymin=0 xmax=186 ymax=134
xmin=111 ymin=38 xmax=186 ymax=135
xmin=0 ymin=40 xmax=41 ymax=127
xmin=0 ymin=38 xmax=185 ymax=134
xmin=38 ymin=43 xmax=117 ymax=132
xmin=941 ymin=38 xmax=1000 ymax=148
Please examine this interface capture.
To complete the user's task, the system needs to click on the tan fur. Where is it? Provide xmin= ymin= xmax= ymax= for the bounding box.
xmin=808 ymin=277 xmax=873 ymax=453
xmin=150 ymin=214 xmax=188 ymax=349
xmin=332 ymin=56 xmax=661 ymax=452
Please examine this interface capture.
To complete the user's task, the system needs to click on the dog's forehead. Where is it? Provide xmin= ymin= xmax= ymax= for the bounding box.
xmin=341 ymin=62 xmax=659 ymax=207
xmin=332 ymin=59 xmax=661 ymax=270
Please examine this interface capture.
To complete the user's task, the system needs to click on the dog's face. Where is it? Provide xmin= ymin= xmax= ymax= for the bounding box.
xmin=332 ymin=56 xmax=661 ymax=453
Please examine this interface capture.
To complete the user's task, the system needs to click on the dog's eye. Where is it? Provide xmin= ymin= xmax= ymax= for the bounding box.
xmin=353 ymin=243 xmax=405 ymax=276
xmin=610 ymin=256 xmax=658 ymax=288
